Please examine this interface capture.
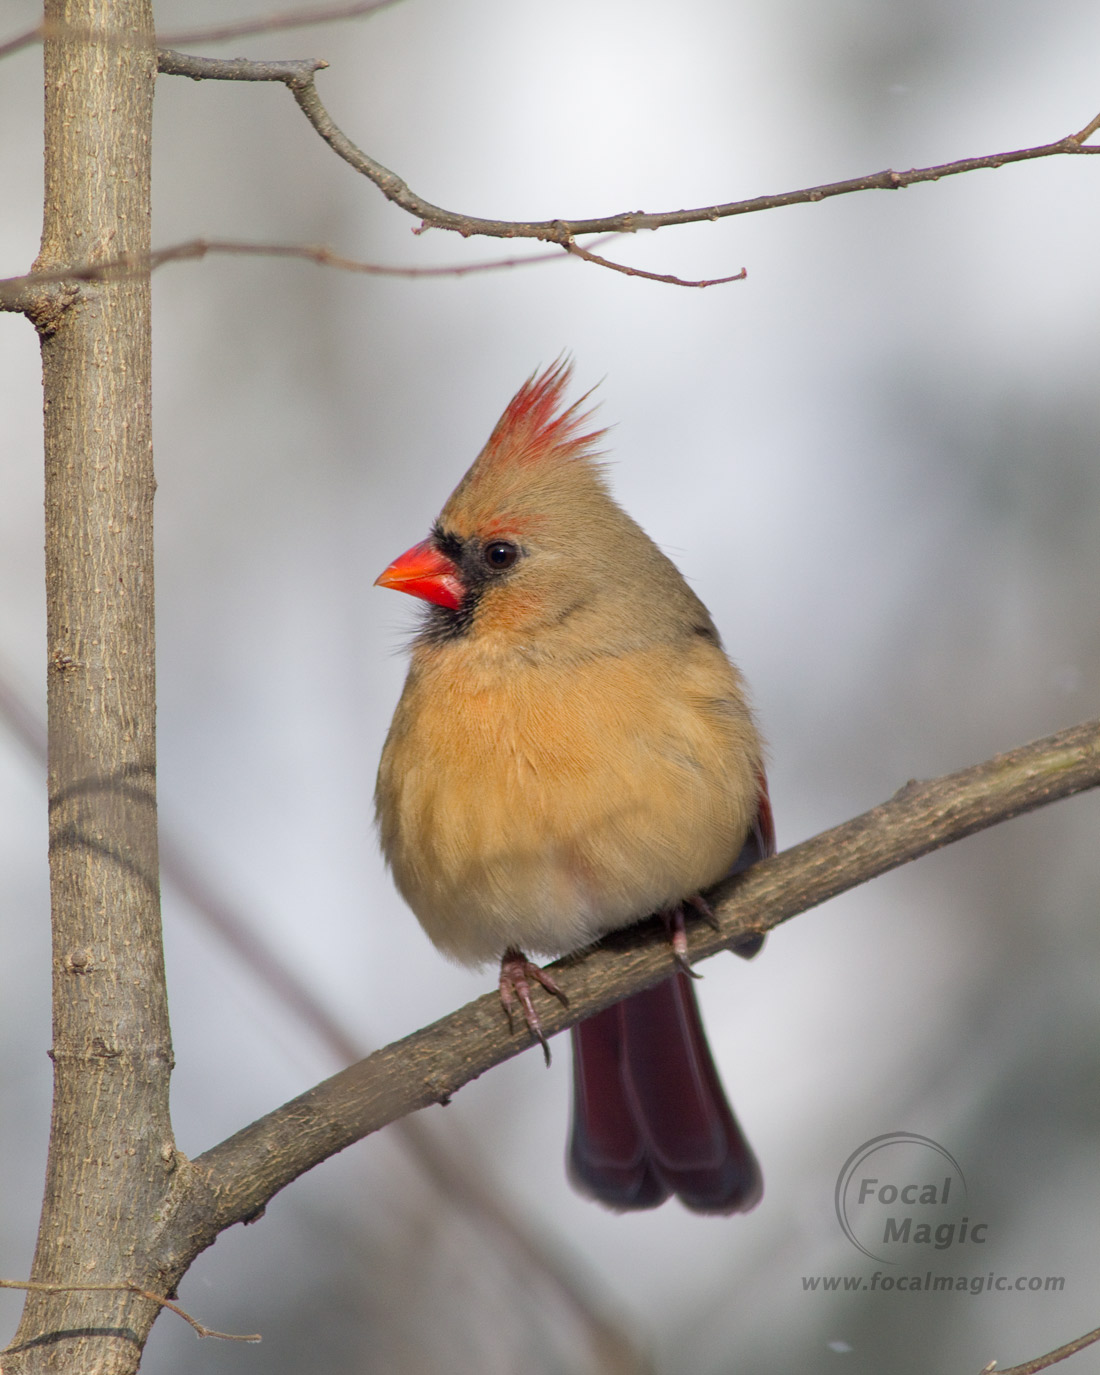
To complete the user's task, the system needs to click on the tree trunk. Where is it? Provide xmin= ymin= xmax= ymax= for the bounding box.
xmin=4 ymin=2 xmax=171 ymax=1370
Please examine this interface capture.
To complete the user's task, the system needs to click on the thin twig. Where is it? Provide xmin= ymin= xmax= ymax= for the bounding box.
xmin=0 ymin=23 xmax=41 ymax=60
xmin=0 ymin=236 xmax=595 ymax=312
xmin=152 ymin=50 xmax=1100 ymax=288
xmin=0 ymin=1279 xmax=260 ymax=1342
xmin=0 ymin=0 xmax=403 ymax=58
xmin=286 ymin=73 xmax=1100 ymax=242
xmin=159 ymin=0 xmax=404 ymax=47
xmin=980 ymin=1324 xmax=1100 ymax=1375
xmin=564 ymin=236 xmax=746 ymax=288
xmin=1072 ymin=110 xmax=1100 ymax=144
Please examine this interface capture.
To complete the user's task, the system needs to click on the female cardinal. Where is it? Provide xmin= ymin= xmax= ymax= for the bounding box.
xmin=375 ymin=362 xmax=773 ymax=1213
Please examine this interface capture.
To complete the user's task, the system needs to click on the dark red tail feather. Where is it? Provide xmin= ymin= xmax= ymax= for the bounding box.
xmin=567 ymin=781 xmax=774 ymax=1213
xmin=568 ymin=991 xmax=671 ymax=1210
xmin=568 ymin=973 xmax=762 ymax=1213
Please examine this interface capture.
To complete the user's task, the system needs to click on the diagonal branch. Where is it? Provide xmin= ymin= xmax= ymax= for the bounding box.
xmin=155 ymin=717 xmax=1100 ymax=1267
xmin=0 ymin=25 xmax=42 ymax=60
xmin=981 ymin=1323 xmax=1100 ymax=1375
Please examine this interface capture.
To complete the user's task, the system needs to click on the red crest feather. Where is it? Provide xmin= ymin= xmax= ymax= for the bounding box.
xmin=480 ymin=359 xmax=603 ymax=471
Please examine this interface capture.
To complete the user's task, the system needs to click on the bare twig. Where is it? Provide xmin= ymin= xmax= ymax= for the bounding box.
xmin=564 ymin=236 xmax=746 ymax=288
xmin=152 ymin=49 xmax=1100 ymax=287
xmin=0 ymin=0 xmax=403 ymax=58
xmin=0 ymin=1280 xmax=259 ymax=1342
xmin=159 ymin=0 xmax=404 ymax=47
xmin=1071 ymin=110 xmax=1100 ymax=144
xmin=0 ymin=236 xmax=599 ymax=312
xmin=0 ymin=24 xmax=41 ymax=60
xmin=5 ymin=47 xmax=1091 ymax=308
xmin=980 ymin=1324 xmax=1100 ymax=1375
xmin=151 ymin=718 xmax=1100 ymax=1260
xmin=156 ymin=50 xmax=328 ymax=82
xmin=287 ymin=74 xmax=1100 ymax=242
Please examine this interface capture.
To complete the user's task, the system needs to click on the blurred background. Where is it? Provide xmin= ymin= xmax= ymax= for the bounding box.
xmin=2 ymin=0 xmax=1099 ymax=1370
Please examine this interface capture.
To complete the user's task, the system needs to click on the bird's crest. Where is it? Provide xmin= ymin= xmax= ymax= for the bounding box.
xmin=478 ymin=359 xmax=604 ymax=474
xmin=438 ymin=360 xmax=609 ymax=537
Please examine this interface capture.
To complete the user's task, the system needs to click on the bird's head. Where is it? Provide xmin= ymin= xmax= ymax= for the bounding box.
xmin=375 ymin=360 xmax=641 ymax=648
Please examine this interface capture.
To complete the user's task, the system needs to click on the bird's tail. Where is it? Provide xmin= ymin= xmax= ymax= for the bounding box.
xmin=567 ymin=971 xmax=763 ymax=1214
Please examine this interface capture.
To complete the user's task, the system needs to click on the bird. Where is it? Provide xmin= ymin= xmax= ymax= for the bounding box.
xmin=374 ymin=361 xmax=774 ymax=1213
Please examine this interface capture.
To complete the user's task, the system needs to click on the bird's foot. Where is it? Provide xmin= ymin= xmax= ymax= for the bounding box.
xmin=660 ymin=903 xmax=704 ymax=980
xmin=499 ymin=948 xmax=568 ymax=1067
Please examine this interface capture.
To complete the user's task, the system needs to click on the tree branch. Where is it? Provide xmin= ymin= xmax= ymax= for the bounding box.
xmin=160 ymin=50 xmax=1099 ymax=244
xmin=0 ymin=0 xmax=403 ymax=61
xmin=158 ymin=0 xmax=405 ymax=48
xmin=4 ymin=47 xmax=1092 ymax=311
xmin=155 ymin=49 xmax=328 ymax=82
xmin=0 ymin=236 xmax=603 ymax=312
xmin=563 ymin=236 xmax=746 ymax=288
xmin=0 ymin=1281 xmax=259 ymax=1344
xmin=150 ymin=717 xmax=1100 ymax=1272
xmin=0 ymin=24 xmax=42 ymax=61
xmin=981 ymin=1323 xmax=1100 ymax=1375
xmin=149 ymin=48 xmax=1100 ymax=286
xmin=292 ymin=75 xmax=1100 ymax=243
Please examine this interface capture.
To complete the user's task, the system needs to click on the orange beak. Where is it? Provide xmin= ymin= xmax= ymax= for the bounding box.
xmin=374 ymin=539 xmax=464 ymax=611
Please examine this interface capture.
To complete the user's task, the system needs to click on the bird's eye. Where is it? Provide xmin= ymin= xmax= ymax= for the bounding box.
xmin=483 ymin=541 xmax=519 ymax=571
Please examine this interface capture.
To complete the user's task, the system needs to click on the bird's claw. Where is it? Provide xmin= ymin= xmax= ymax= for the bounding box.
xmin=685 ymin=892 xmax=721 ymax=931
xmin=499 ymin=948 xmax=568 ymax=1066
xmin=690 ymin=888 xmax=765 ymax=959
xmin=661 ymin=904 xmax=704 ymax=980
xmin=673 ymin=948 xmax=702 ymax=980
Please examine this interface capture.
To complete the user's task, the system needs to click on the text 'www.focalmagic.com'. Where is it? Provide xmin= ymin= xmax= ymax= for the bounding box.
xmin=801 ymin=1272 xmax=1066 ymax=1295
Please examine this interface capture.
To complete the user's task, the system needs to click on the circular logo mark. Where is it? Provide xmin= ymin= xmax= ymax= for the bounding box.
xmin=835 ymin=1133 xmax=979 ymax=1264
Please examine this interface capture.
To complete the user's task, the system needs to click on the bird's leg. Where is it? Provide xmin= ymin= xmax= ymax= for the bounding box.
xmin=660 ymin=904 xmax=704 ymax=980
xmin=499 ymin=948 xmax=568 ymax=1067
